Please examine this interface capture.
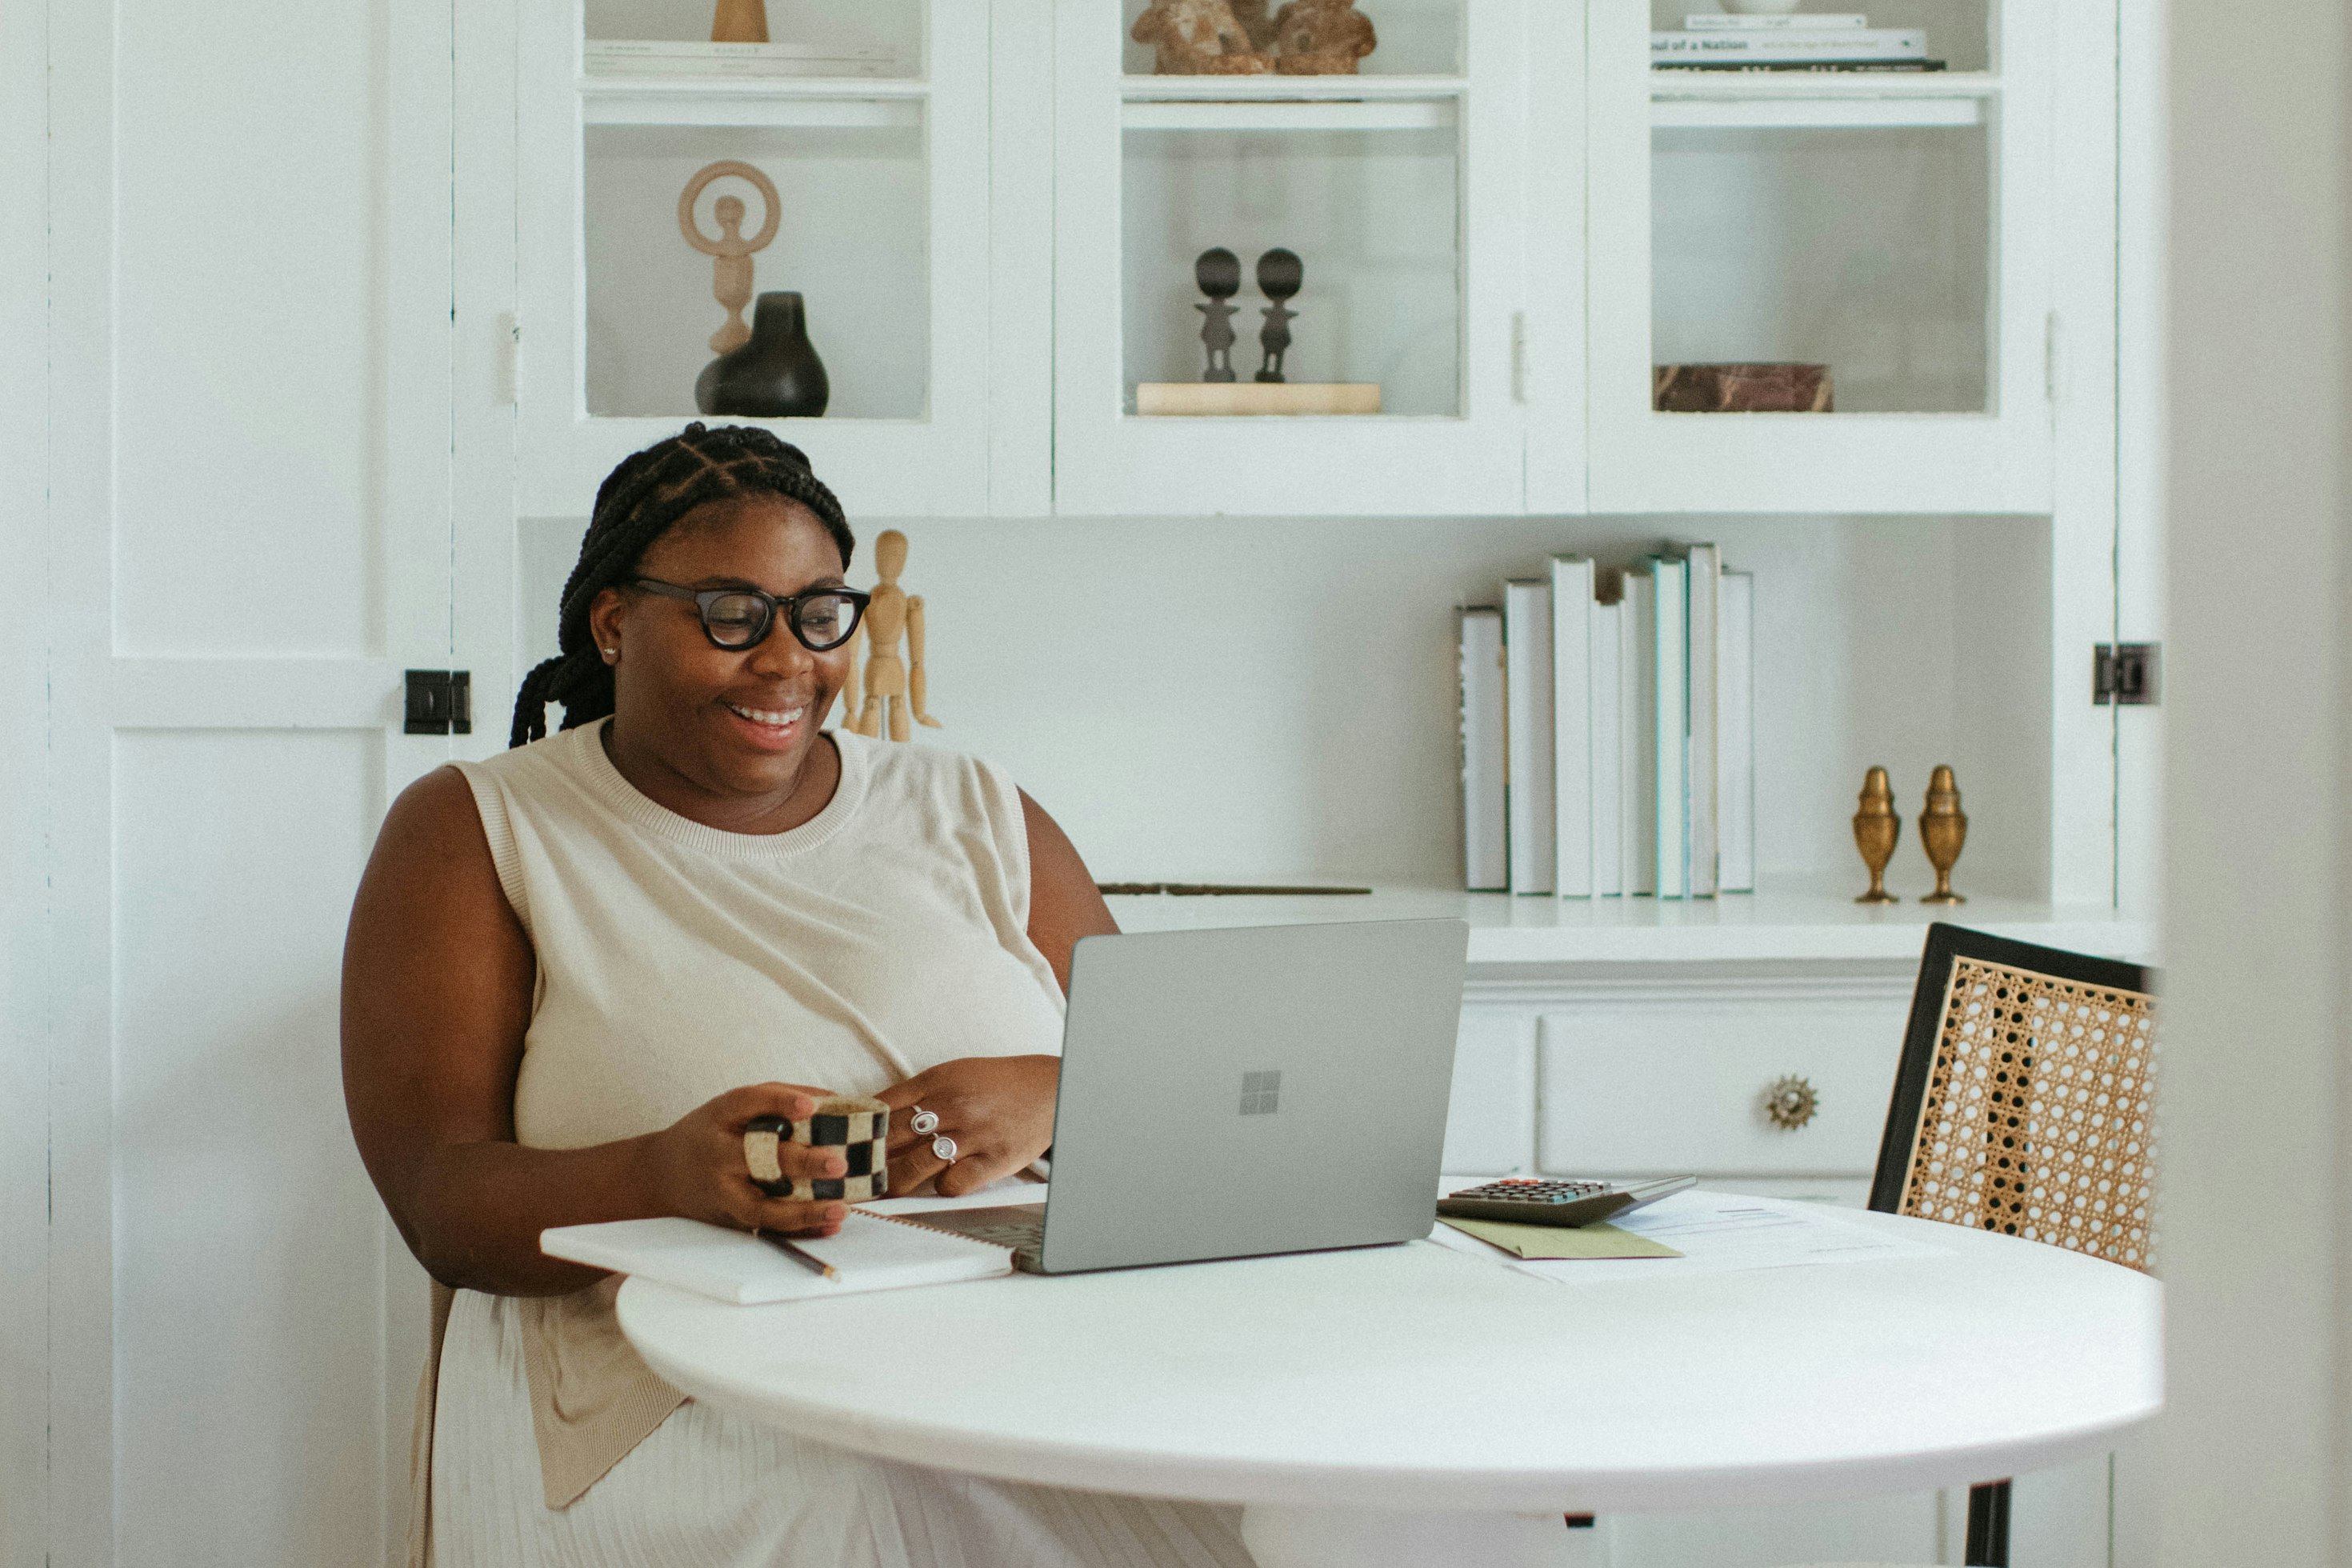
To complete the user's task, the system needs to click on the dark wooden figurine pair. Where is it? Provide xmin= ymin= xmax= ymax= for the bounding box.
xmin=1194 ymin=246 xmax=1304 ymax=382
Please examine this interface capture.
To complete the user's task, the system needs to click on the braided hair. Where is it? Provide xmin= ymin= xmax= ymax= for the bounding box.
xmin=509 ymin=422 xmax=855 ymax=748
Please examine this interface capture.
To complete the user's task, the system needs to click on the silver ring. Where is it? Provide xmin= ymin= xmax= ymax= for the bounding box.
xmin=910 ymin=1107 xmax=940 ymax=1136
xmin=931 ymin=1134 xmax=958 ymax=1162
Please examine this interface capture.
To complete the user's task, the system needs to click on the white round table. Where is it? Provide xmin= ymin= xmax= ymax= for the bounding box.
xmin=618 ymin=1204 xmax=2161 ymax=1568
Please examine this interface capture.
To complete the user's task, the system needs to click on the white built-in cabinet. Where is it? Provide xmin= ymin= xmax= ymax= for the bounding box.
xmin=515 ymin=1 xmax=2117 ymax=524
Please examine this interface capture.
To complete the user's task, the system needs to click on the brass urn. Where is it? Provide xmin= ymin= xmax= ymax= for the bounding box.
xmin=1918 ymin=764 xmax=1968 ymax=905
xmin=1851 ymin=766 xmax=1900 ymax=904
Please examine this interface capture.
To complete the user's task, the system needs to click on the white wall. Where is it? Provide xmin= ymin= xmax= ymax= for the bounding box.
xmin=2159 ymin=0 xmax=2352 ymax=1562
xmin=523 ymin=510 xmax=2054 ymax=895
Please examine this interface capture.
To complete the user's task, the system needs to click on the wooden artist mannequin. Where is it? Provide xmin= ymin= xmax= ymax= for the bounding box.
xmin=846 ymin=529 xmax=940 ymax=741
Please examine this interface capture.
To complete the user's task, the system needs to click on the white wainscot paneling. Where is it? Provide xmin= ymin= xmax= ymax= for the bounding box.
xmin=1537 ymin=977 xmax=1913 ymax=1178
xmin=112 ymin=729 xmax=389 ymax=1565
xmin=1441 ymin=1007 xmax=1535 ymax=1175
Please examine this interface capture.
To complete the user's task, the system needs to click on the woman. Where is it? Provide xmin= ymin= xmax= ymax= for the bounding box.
xmin=342 ymin=424 xmax=1252 ymax=1568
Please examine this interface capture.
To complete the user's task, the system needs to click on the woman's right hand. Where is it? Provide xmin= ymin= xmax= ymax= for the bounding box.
xmin=638 ymin=1082 xmax=849 ymax=1238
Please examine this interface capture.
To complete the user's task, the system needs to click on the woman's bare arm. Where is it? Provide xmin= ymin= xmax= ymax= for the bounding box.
xmin=1020 ymin=789 xmax=1118 ymax=990
xmin=340 ymin=767 xmax=844 ymax=1295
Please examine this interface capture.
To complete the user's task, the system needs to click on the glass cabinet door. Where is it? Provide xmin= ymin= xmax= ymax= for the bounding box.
xmin=517 ymin=0 xmax=1003 ymax=518
xmin=1579 ymin=0 xmax=2056 ymax=514
xmin=1053 ymin=0 xmax=1530 ymax=517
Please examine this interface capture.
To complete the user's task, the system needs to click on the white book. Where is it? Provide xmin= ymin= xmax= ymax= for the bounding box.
xmin=1621 ymin=574 xmax=1657 ymax=897
xmin=1651 ymin=30 xmax=1927 ymax=60
xmin=1718 ymin=570 xmax=1756 ymax=894
xmin=540 ymin=1213 xmax=1012 ymax=1306
xmin=1549 ymin=558 xmax=1596 ymax=899
xmin=1650 ymin=555 xmax=1689 ymax=899
xmin=1458 ymin=607 xmax=1507 ymax=892
xmin=1591 ymin=598 xmax=1624 ymax=898
xmin=1682 ymin=544 xmax=1721 ymax=899
xmin=1684 ymin=13 xmax=1869 ymax=30
xmin=1503 ymin=580 xmax=1555 ymax=894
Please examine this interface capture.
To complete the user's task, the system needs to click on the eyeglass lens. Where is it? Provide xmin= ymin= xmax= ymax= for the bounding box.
xmin=701 ymin=590 xmax=861 ymax=652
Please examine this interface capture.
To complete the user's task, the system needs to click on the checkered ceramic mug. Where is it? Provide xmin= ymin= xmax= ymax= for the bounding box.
xmin=743 ymin=1095 xmax=890 ymax=1202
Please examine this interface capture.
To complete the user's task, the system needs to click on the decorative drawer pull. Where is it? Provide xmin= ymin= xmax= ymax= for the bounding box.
xmin=1764 ymin=1075 xmax=1820 ymax=1130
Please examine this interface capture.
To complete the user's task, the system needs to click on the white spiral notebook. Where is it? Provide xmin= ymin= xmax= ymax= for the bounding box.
xmin=541 ymin=1212 xmax=1014 ymax=1306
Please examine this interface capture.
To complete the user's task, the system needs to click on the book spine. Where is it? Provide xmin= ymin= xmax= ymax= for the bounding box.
xmin=1549 ymin=558 xmax=1595 ymax=899
xmin=1683 ymin=12 xmax=1869 ymax=29
xmin=1458 ymin=609 xmax=1507 ymax=892
xmin=1622 ymin=576 xmax=1656 ymax=896
xmin=1682 ymin=544 xmax=1720 ymax=899
xmin=1717 ymin=571 xmax=1756 ymax=894
xmin=1650 ymin=557 xmax=1688 ymax=899
xmin=1504 ymin=581 xmax=1556 ymax=895
xmin=1651 ymin=30 xmax=1926 ymax=59
xmin=1590 ymin=599 xmax=1624 ymax=898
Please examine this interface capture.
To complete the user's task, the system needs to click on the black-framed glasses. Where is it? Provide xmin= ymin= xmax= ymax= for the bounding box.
xmin=630 ymin=577 xmax=871 ymax=653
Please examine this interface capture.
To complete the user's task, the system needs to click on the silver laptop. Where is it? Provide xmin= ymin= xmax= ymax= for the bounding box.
xmin=910 ymin=918 xmax=1469 ymax=1274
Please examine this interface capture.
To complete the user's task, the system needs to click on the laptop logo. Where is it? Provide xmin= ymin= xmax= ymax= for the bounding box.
xmin=1239 ymin=1070 xmax=1282 ymax=1115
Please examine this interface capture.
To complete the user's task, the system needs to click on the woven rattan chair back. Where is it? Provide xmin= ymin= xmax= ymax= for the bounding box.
xmin=1869 ymin=924 xmax=2158 ymax=1273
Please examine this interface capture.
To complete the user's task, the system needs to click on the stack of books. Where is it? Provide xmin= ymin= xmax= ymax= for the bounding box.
xmin=1651 ymin=11 xmax=1943 ymax=73
xmin=1458 ymin=547 xmax=1755 ymax=900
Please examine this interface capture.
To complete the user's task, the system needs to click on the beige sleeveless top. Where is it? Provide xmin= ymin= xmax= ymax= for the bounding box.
xmin=425 ymin=720 xmax=1065 ymax=1522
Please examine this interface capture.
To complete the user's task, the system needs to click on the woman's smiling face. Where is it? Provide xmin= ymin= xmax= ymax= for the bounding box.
xmin=588 ymin=492 xmax=854 ymax=819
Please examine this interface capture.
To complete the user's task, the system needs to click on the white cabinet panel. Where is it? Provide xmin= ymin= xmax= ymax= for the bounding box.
xmin=113 ymin=730 xmax=390 ymax=1565
xmin=1052 ymin=0 xmax=1534 ymax=516
xmin=113 ymin=0 xmax=381 ymax=657
xmin=1442 ymin=1008 xmax=1537 ymax=1174
xmin=517 ymin=0 xmax=1007 ymax=518
xmin=1582 ymin=0 xmax=2060 ymax=514
xmin=1536 ymin=983 xmax=1910 ymax=1176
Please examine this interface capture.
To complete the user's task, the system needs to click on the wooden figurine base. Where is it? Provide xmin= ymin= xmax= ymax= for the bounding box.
xmin=1135 ymin=382 xmax=1382 ymax=416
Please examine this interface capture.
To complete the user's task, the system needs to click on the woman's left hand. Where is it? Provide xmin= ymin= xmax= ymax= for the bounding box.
xmin=877 ymin=1055 xmax=1059 ymax=1197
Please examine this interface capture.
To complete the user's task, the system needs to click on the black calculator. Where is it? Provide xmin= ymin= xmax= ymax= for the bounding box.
xmin=1435 ymin=1174 xmax=1697 ymax=1229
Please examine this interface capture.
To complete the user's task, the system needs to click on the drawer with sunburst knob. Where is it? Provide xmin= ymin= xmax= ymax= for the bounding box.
xmin=1535 ymin=978 xmax=1910 ymax=1177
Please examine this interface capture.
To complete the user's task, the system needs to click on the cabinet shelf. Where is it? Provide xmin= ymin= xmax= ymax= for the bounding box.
xmin=1103 ymin=883 xmax=2152 ymax=968
xmin=1122 ymin=74 xmax=1466 ymax=100
xmin=579 ymin=77 xmax=926 ymax=129
xmin=1122 ymin=98 xmax=1454 ymax=131
xmin=1119 ymin=74 xmax=1463 ymax=131
xmin=1649 ymin=73 xmax=1998 ymax=131
xmin=1651 ymin=98 xmax=1984 ymax=130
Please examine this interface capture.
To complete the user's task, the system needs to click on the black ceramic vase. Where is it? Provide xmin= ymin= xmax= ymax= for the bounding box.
xmin=695 ymin=291 xmax=830 ymax=418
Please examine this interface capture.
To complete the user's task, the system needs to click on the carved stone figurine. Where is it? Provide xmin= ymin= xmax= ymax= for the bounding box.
xmin=1851 ymin=765 xmax=1900 ymax=904
xmin=1194 ymin=247 xmax=1242 ymax=381
xmin=1254 ymin=247 xmax=1301 ymax=382
xmin=1131 ymin=0 xmax=1272 ymax=74
xmin=1918 ymin=765 xmax=1968 ymax=905
xmin=1272 ymin=0 xmax=1377 ymax=74
xmin=844 ymin=530 xmax=941 ymax=742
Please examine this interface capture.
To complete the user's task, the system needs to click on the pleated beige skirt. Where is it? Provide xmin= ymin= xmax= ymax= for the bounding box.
xmin=430 ymin=1289 xmax=1258 ymax=1568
